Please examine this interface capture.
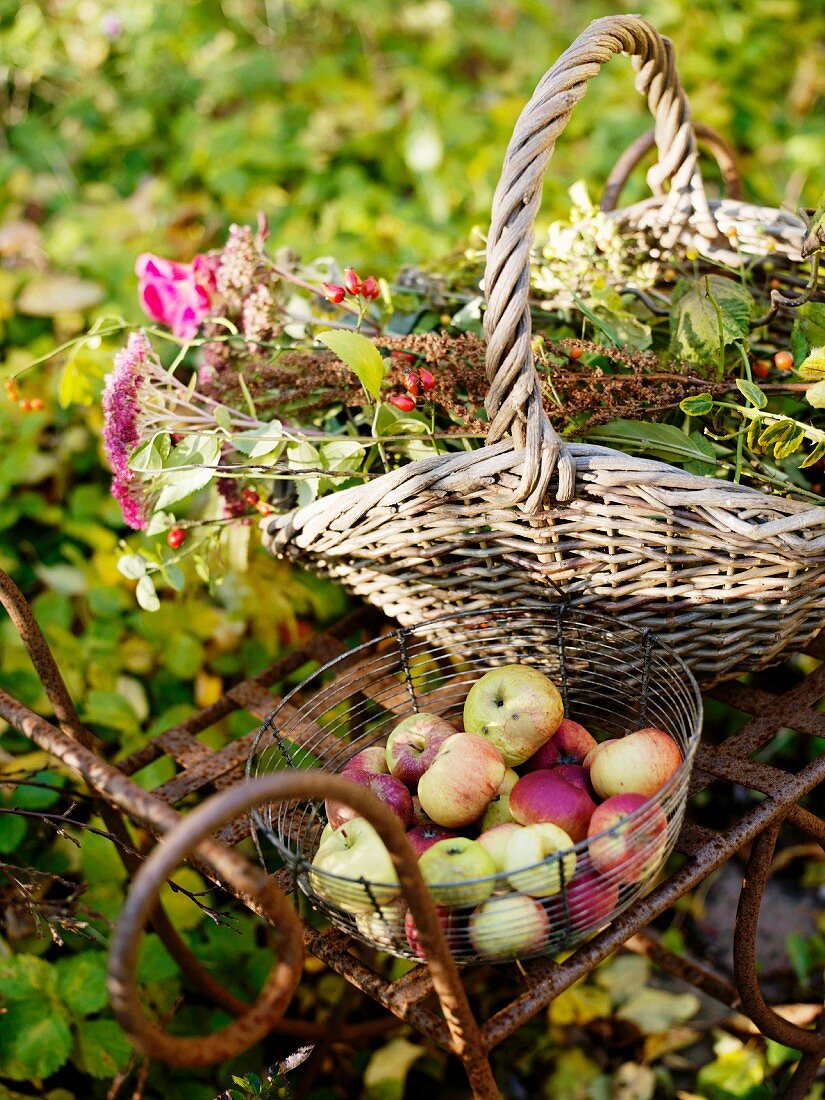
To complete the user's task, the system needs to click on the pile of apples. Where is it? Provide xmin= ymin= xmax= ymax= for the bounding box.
xmin=309 ymin=664 xmax=683 ymax=960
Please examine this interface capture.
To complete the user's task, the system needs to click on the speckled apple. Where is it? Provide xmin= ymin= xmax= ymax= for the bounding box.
xmin=418 ymin=836 xmax=497 ymax=907
xmin=587 ymin=793 xmax=668 ymax=885
xmin=405 ymin=822 xmax=461 ymax=857
xmin=463 ymin=664 xmax=563 ymax=766
xmin=417 ymin=731 xmax=505 ymax=828
xmin=585 ymin=728 xmax=683 ymax=799
xmin=477 ymin=822 xmax=522 ymax=871
xmin=310 ymin=817 xmax=399 ymax=912
xmin=480 ymin=767 xmax=520 ymax=829
xmin=325 ymin=771 xmax=413 ymax=830
xmin=385 ymin=712 xmax=457 ymax=787
xmin=564 ymin=868 xmax=619 ymax=931
xmin=504 ymin=822 xmax=577 ymax=897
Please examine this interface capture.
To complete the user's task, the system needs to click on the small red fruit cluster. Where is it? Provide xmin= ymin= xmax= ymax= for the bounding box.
xmin=388 ymin=361 xmax=436 ymax=412
xmin=311 ymin=662 xmax=684 ymax=960
xmin=5 ymin=379 xmax=44 ymax=412
xmin=322 ymin=267 xmax=380 ymax=304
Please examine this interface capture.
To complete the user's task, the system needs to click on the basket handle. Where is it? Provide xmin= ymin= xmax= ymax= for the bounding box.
xmin=483 ymin=15 xmax=718 ymax=511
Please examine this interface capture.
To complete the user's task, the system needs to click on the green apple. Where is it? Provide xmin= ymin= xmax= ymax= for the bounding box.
xmin=504 ymin=822 xmax=577 ymax=897
xmin=480 ymin=767 xmax=520 ymax=829
xmin=310 ymin=817 xmax=399 ymax=913
xmin=469 ymin=893 xmax=551 ymax=959
xmin=354 ymin=903 xmax=407 ymax=948
xmin=418 ymin=836 xmax=496 ymax=908
xmin=463 ymin=665 xmax=563 ymax=766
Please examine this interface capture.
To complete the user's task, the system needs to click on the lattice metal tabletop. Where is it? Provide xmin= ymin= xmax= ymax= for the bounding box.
xmin=0 ymin=567 xmax=822 ymax=1099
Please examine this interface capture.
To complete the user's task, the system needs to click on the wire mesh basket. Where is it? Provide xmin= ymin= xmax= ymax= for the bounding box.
xmin=247 ymin=606 xmax=702 ymax=964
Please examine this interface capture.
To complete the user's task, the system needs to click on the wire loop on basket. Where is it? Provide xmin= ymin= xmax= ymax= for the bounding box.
xmin=248 ymin=606 xmax=703 ymax=965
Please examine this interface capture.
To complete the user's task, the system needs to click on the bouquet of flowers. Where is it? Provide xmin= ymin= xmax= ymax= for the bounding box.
xmin=18 ymin=187 xmax=823 ymax=609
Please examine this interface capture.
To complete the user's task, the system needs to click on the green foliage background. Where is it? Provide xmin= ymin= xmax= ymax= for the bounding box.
xmin=0 ymin=1 xmax=823 ymax=1098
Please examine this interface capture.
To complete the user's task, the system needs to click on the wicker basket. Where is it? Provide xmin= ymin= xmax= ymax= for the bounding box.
xmin=247 ymin=606 xmax=702 ymax=964
xmin=263 ymin=15 xmax=824 ymax=688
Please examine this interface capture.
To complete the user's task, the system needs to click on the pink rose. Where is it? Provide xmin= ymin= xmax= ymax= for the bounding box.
xmin=135 ymin=253 xmax=217 ymax=340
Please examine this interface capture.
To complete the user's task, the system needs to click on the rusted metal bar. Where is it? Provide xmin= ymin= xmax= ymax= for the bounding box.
xmin=733 ymin=818 xmax=825 ymax=1056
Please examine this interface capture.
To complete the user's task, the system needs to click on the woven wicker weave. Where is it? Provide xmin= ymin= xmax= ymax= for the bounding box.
xmin=263 ymin=15 xmax=822 ymax=688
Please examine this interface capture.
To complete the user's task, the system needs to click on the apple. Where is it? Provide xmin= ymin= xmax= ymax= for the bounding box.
xmin=480 ymin=767 xmax=520 ymax=829
xmin=310 ymin=817 xmax=399 ymax=913
xmin=585 ymin=728 xmax=683 ymax=799
xmin=417 ymin=732 xmax=505 ymax=828
xmin=587 ymin=794 xmax=668 ymax=885
xmin=504 ymin=823 xmax=577 ymax=897
xmin=406 ymin=823 xmax=461 ymax=857
xmin=410 ymin=796 xmax=433 ymax=828
xmin=404 ymin=905 xmax=462 ymax=959
xmin=509 ymin=770 xmax=596 ymax=842
xmin=523 ymin=718 xmax=597 ymax=771
xmin=318 ymin=822 xmax=337 ymax=846
xmin=469 ymin=894 xmax=551 ymax=959
xmin=463 ymin=664 xmax=563 ymax=766
xmin=355 ymin=903 xmax=407 ymax=948
xmin=562 ymin=868 xmax=619 ymax=931
xmin=385 ymin=713 xmax=456 ymax=787
xmin=418 ymin=836 xmax=497 ymax=907
xmin=554 ymin=763 xmax=596 ymax=798
xmin=326 ymin=771 xmax=413 ymax=831
xmin=341 ymin=745 xmax=389 ymax=777
xmin=477 ymin=822 xmax=522 ymax=871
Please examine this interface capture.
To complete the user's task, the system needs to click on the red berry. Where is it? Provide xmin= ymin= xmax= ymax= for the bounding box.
xmin=361 ymin=275 xmax=380 ymax=300
xmin=774 ymin=350 xmax=793 ymax=371
xmin=321 ymin=283 xmax=345 ymax=304
xmin=4 ymin=379 xmax=19 ymax=402
xmin=752 ymin=360 xmax=770 ymax=379
xmin=404 ymin=372 xmax=422 ymax=396
xmin=343 ymin=267 xmax=362 ymax=296
xmin=242 ymin=488 xmax=260 ymax=505
xmin=389 ymin=393 xmax=416 ymax=412
xmin=391 ymin=351 xmax=415 ymax=365
xmin=569 ymin=345 xmax=584 ymax=360
xmin=18 ymin=399 xmax=32 ymax=412
xmin=167 ymin=527 xmax=186 ymax=549
xmin=418 ymin=367 xmax=436 ymax=392
xmin=29 ymin=397 xmax=44 ymax=411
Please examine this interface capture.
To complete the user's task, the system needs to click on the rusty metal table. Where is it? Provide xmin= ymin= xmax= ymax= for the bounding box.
xmin=1 ymin=567 xmax=822 ymax=1098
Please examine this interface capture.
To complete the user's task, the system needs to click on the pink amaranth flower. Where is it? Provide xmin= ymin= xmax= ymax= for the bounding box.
xmin=103 ymin=332 xmax=149 ymax=529
xmin=136 ymin=253 xmax=217 ymax=340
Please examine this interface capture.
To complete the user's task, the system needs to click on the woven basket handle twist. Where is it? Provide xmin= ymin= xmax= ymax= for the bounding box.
xmin=483 ymin=15 xmax=718 ymax=510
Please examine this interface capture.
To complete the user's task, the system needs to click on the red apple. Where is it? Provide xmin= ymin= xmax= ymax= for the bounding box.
xmin=586 ymin=728 xmax=683 ymax=799
xmin=563 ymin=868 xmax=619 ymax=931
xmin=385 ymin=712 xmax=456 ymax=787
xmin=341 ymin=745 xmax=389 ymax=778
xmin=463 ymin=664 xmax=563 ymax=766
xmin=509 ymin=770 xmax=596 ymax=842
xmin=553 ymin=763 xmax=597 ymax=799
xmin=404 ymin=905 xmax=461 ymax=959
xmin=406 ymin=823 xmax=461 ymax=857
xmin=524 ymin=719 xmax=597 ymax=771
xmin=417 ymin=732 xmax=505 ymax=828
xmin=326 ymin=771 xmax=413 ymax=830
xmin=587 ymin=794 xmax=668 ymax=885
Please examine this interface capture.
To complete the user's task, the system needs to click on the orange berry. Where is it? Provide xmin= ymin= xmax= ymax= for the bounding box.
xmin=19 ymin=399 xmax=32 ymax=412
xmin=569 ymin=345 xmax=584 ymax=360
xmin=29 ymin=397 xmax=44 ymax=411
xmin=774 ymin=351 xmax=793 ymax=371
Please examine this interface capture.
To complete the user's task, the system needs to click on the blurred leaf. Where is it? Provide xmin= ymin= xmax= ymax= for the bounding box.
xmin=548 ymin=982 xmax=612 ymax=1027
xmin=0 ymin=999 xmax=72 ymax=1081
xmin=618 ymin=989 xmax=700 ymax=1033
xmin=798 ymin=345 xmax=825 ymax=380
xmin=17 ymin=275 xmax=104 ymax=317
xmin=72 ymin=1018 xmax=132 ymax=1078
xmin=595 ymin=956 xmax=651 ymax=1004
xmin=610 ymin=1062 xmax=656 ymax=1100
xmin=697 ymin=1045 xmax=770 ymax=1099
xmin=544 ymin=1048 xmax=602 ymax=1100
xmin=55 ymin=953 xmax=109 ymax=1018
xmin=362 ymin=1037 xmax=426 ymax=1100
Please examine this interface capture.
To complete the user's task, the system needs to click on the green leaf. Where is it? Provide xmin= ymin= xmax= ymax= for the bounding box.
xmin=135 ymin=574 xmax=161 ymax=612
xmin=805 ymin=380 xmax=825 ymax=409
xmin=213 ymin=404 xmax=232 ymax=432
xmin=680 ymin=393 xmax=714 ymax=416
xmin=617 ymin=988 xmax=700 ymax=1033
xmin=154 ymin=467 xmax=216 ymax=511
xmin=799 ymin=346 xmax=825 ymax=381
xmin=232 ymin=422 xmax=285 ymax=460
xmin=798 ymin=302 xmax=825 ymax=348
xmin=697 ymin=1046 xmax=770 ymax=1099
xmin=55 ymin=953 xmax=108 ymax=1018
xmin=72 ymin=1018 xmax=132 ymax=1079
xmin=362 ymin=1037 xmax=426 ymax=1100
xmin=317 ymin=329 xmax=385 ymax=401
xmin=0 ymin=1000 xmax=72 ymax=1081
xmin=594 ymin=955 xmax=650 ymax=1003
xmin=0 ymin=955 xmax=58 ymax=1000
xmin=684 ymin=430 xmax=717 ymax=476
xmin=548 ymin=982 xmax=612 ymax=1026
xmin=799 ymin=440 xmax=825 ymax=469
xmin=774 ymin=427 xmax=806 ymax=461
xmin=670 ymin=276 xmax=754 ymax=362
xmin=785 ymin=931 xmax=810 ymax=985
xmin=116 ymin=553 xmax=146 ymax=580
xmin=0 ymin=813 xmax=27 ymax=853
xmin=85 ymin=689 xmax=140 ymax=734
xmin=584 ymin=420 xmax=718 ymax=467
xmin=736 ymin=378 xmax=767 ymax=409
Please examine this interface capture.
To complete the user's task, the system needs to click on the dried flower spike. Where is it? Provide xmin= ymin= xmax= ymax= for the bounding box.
xmin=343 ymin=267 xmax=362 ymax=296
xmin=167 ymin=527 xmax=187 ymax=549
xmin=361 ymin=275 xmax=380 ymax=300
xmin=322 ymin=283 xmax=345 ymax=304
xmin=389 ymin=393 xmax=416 ymax=412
